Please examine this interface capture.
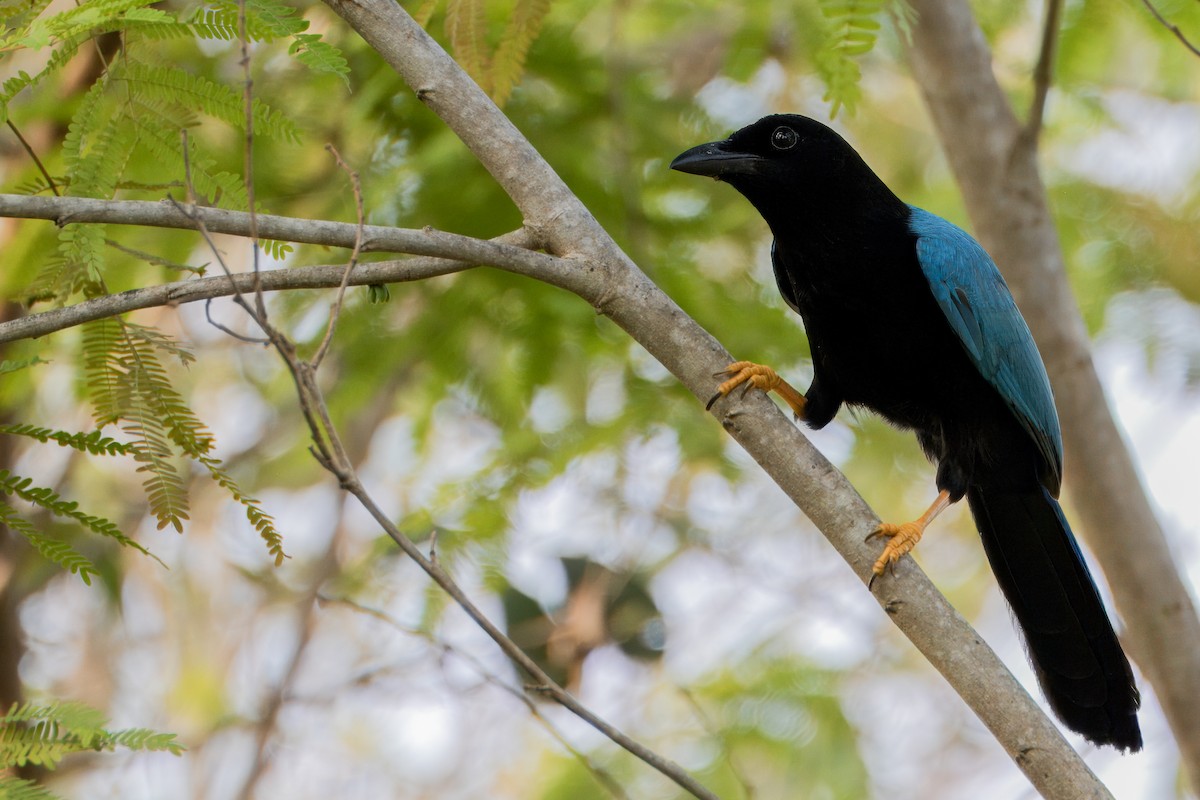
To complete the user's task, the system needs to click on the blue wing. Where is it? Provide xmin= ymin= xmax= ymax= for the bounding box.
xmin=908 ymin=206 xmax=1063 ymax=495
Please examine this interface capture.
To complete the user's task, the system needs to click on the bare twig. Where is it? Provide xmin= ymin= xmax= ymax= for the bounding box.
xmin=1139 ymin=0 xmax=1200 ymax=57
xmin=244 ymin=326 xmax=718 ymax=795
xmin=318 ymin=594 xmax=632 ymax=800
xmin=204 ymin=297 xmax=268 ymax=344
xmin=237 ymin=0 xmax=265 ymax=316
xmin=175 ymin=145 xmax=269 ymax=333
xmin=332 ymin=460 xmax=718 ymax=798
xmin=7 ymin=121 xmax=58 ymax=196
xmin=311 ymin=144 xmax=364 ymax=369
xmin=1025 ymin=0 xmax=1063 ymax=140
xmin=679 ymin=688 xmax=756 ymax=799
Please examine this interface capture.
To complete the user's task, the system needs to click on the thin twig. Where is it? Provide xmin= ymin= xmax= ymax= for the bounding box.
xmin=167 ymin=196 xmax=264 ymax=329
xmin=204 ymin=297 xmax=268 ymax=344
xmin=179 ymin=130 xmax=267 ymax=332
xmin=679 ymin=688 xmax=756 ymax=799
xmin=1139 ymin=0 xmax=1200 ymax=57
xmin=237 ymin=0 xmax=265 ymax=316
xmin=7 ymin=121 xmax=58 ymax=196
xmin=311 ymin=144 xmax=364 ymax=369
xmin=245 ymin=315 xmax=717 ymax=798
xmin=318 ymin=594 xmax=632 ymax=800
xmin=1025 ymin=0 xmax=1063 ymax=141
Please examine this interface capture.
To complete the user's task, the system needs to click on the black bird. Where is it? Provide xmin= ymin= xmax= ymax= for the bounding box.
xmin=671 ymin=114 xmax=1141 ymax=751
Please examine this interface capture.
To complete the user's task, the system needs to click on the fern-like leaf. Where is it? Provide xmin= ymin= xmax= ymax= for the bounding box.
xmin=0 ymin=470 xmax=154 ymax=557
xmin=0 ymin=777 xmax=60 ymax=800
xmin=288 ymin=34 xmax=350 ymax=86
xmin=106 ymin=727 xmax=183 ymax=752
xmin=81 ymin=318 xmax=190 ymax=532
xmin=25 ymin=0 xmax=159 ymax=43
xmin=80 ymin=317 xmax=123 ymax=426
xmin=0 ymin=0 xmax=54 ymax=34
xmin=1 ymin=700 xmax=183 ymax=771
xmin=126 ymin=98 xmax=250 ymax=209
xmin=413 ymin=0 xmax=439 ymax=27
xmin=120 ymin=61 xmax=300 ymax=144
xmin=0 ymin=357 xmax=48 ymax=376
xmin=199 ymin=0 xmax=308 ymax=40
xmin=0 ymin=424 xmax=134 ymax=456
xmin=181 ymin=7 xmax=239 ymax=40
xmin=489 ymin=0 xmax=550 ymax=107
xmin=445 ymin=0 xmax=490 ymax=93
xmin=197 ymin=454 xmax=287 ymax=565
xmin=0 ymin=503 xmax=100 ymax=585
xmin=261 ymin=239 xmax=293 ymax=260
xmin=815 ymin=0 xmax=888 ymax=117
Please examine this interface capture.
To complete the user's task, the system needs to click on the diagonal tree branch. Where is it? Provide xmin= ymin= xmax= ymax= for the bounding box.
xmin=906 ymin=0 xmax=1200 ymax=788
xmin=318 ymin=0 xmax=1116 ymax=796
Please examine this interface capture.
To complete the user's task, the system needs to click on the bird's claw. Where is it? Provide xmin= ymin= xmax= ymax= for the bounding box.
xmin=867 ymin=520 xmax=925 ymax=583
xmin=706 ymin=361 xmax=808 ymax=419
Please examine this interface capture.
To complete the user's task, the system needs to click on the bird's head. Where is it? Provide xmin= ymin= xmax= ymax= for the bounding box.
xmin=671 ymin=114 xmax=893 ymax=225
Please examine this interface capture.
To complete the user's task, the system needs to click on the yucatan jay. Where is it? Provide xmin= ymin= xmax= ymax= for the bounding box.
xmin=671 ymin=114 xmax=1141 ymax=751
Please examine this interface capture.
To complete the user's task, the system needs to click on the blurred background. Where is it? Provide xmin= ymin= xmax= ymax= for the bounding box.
xmin=1 ymin=0 xmax=1199 ymax=797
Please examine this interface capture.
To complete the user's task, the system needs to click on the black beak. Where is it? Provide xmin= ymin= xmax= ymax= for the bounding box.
xmin=670 ymin=140 xmax=763 ymax=179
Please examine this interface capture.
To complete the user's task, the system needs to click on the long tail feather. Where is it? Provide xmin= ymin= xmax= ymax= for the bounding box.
xmin=967 ymin=486 xmax=1142 ymax=750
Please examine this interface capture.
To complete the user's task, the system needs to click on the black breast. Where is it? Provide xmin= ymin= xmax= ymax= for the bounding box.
xmin=771 ymin=218 xmax=1037 ymax=496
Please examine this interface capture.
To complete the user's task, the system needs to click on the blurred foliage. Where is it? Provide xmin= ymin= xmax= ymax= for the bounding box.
xmin=0 ymin=0 xmax=1196 ymax=797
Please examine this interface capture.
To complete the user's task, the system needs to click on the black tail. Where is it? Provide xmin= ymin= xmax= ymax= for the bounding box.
xmin=966 ymin=485 xmax=1142 ymax=751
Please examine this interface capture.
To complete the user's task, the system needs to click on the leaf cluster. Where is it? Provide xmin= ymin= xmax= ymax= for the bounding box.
xmin=415 ymin=0 xmax=552 ymax=106
xmin=1 ymin=700 xmax=182 ymax=799
xmin=0 ymin=0 xmax=321 ymax=575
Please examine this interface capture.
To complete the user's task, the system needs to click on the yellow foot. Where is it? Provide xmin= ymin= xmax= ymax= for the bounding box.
xmin=868 ymin=521 xmax=926 ymax=577
xmin=866 ymin=489 xmax=952 ymax=589
xmin=706 ymin=361 xmax=807 ymax=419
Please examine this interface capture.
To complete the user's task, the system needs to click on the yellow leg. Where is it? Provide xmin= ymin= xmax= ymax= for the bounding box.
xmin=868 ymin=489 xmax=952 ymax=585
xmin=707 ymin=361 xmax=808 ymax=419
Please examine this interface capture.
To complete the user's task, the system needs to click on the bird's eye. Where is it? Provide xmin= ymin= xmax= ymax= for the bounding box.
xmin=771 ymin=126 xmax=799 ymax=151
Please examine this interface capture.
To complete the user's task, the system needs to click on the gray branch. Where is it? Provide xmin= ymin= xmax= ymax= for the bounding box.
xmin=907 ymin=0 xmax=1200 ymax=787
xmin=0 ymin=194 xmax=563 ymax=278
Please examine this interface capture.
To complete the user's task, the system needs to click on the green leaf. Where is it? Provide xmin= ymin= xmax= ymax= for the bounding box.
xmin=489 ymin=0 xmax=551 ymax=107
xmin=0 ymin=469 xmax=154 ymax=558
xmin=445 ymin=0 xmax=490 ymax=93
xmin=0 ymin=424 xmax=134 ymax=456
xmin=0 ymin=504 xmax=100 ymax=585
xmin=289 ymin=34 xmax=350 ymax=86
xmin=814 ymin=0 xmax=891 ymax=117
xmin=1 ymin=700 xmax=183 ymax=772
xmin=119 ymin=61 xmax=301 ymax=144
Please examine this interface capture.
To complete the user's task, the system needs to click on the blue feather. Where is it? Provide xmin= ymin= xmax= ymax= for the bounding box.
xmin=907 ymin=206 xmax=1063 ymax=494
